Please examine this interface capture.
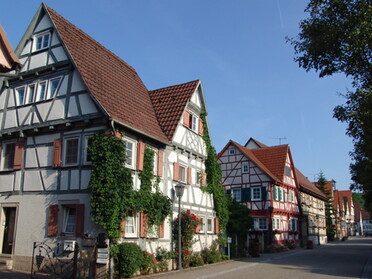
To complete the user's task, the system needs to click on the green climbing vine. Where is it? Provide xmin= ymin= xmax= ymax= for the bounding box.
xmin=89 ymin=133 xmax=172 ymax=243
xmin=200 ymin=108 xmax=229 ymax=244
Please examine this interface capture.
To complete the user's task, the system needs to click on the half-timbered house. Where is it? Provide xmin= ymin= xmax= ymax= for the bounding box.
xmin=0 ymin=4 xmax=217 ymax=271
xmin=217 ymin=138 xmax=302 ymax=249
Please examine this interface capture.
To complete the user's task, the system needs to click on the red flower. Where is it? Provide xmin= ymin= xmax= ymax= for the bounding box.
xmin=185 ymin=250 xmax=191 ymax=255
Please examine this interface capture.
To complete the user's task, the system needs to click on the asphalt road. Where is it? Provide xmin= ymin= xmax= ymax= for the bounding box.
xmin=146 ymin=236 xmax=372 ymax=279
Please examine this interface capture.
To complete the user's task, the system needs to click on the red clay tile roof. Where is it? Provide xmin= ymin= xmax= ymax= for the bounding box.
xmin=149 ymin=80 xmax=200 ymax=141
xmin=361 ymin=208 xmax=370 ymax=221
xmin=295 ymin=168 xmax=327 ymax=200
xmin=0 ymin=25 xmax=20 ymax=72
xmin=338 ymin=190 xmax=353 ymax=213
xmin=218 ymin=141 xmax=280 ymax=182
xmin=251 ymin=145 xmax=289 ymax=182
xmin=44 ymin=4 xmax=168 ymax=143
xmin=354 ymin=202 xmax=361 ymax=221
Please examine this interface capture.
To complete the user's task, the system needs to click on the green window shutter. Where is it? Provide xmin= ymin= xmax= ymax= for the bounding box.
xmin=261 ymin=187 xmax=267 ymax=201
xmin=278 ymin=188 xmax=282 ymax=201
xmin=273 ymin=186 xmax=277 ymax=200
xmin=242 ymin=188 xmax=251 ymax=201
xmin=226 ymin=189 xmax=231 ymax=195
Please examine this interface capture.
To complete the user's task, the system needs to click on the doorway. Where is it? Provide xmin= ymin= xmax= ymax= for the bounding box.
xmin=2 ymin=207 xmax=17 ymax=254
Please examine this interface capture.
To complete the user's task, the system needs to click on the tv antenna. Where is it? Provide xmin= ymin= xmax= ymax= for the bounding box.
xmin=272 ymin=137 xmax=287 ymax=145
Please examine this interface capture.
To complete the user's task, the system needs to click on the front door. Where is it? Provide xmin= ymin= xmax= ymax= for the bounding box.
xmin=2 ymin=207 xmax=17 ymax=254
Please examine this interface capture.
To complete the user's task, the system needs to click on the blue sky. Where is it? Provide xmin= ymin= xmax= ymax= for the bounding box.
xmin=2 ymin=1 xmax=353 ymax=190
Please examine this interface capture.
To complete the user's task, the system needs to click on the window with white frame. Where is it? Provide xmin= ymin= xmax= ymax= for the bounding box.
xmin=62 ymin=205 xmax=76 ymax=234
xmin=1 ymin=141 xmax=16 ymax=170
xmin=273 ymin=185 xmax=278 ymax=200
xmin=282 ymin=189 xmax=286 ymax=202
xmin=47 ymin=77 xmax=61 ymax=99
xmin=290 ymin=218 xmax=298 ymax=231
xmin=15 ymin=87 xmax=26 ymax=106
xmin=189 ymin=113 xmax=198 ymax=132
xmin=228 ymin=148 xmax=235 ymax=155
xmin=289 ymin=190 xmax=295 ymax=203
xmin=232 ymin=188 xmax=241 ymax=202
xmin=125 ymin=211 xmax=137 ymax=237
xmin=179 ymin=165 xmax=187 ymax=183
xmin=253 ymin=217 xmax=267 ymax=230
xmin=63 ymin=137 xmax=80 ymax=166
xmin=251 ymin=186 xmax=261 ymax=201
xmin=83 ymin=136 xmax=93 ymax=164
xmin=242 ymin=162 xmax=249 ymax=173
xmin=35 ymin=81 xmax=46 ymax=102
xmin=273 ymin=217 xmax=281 ymax=230
xmin=207 ymin=218 xmax=213 ymax=233
xmin=26 ymin=84 xmax=36 ymax=104
xmin=285 ymin=166 xmax=291 ymax=177
xmin=196 ymin=170 xmax=201 ymax=185
xmin=34 ymin=32 xmax=51 ymax=51
xmin=153 ymin=150 xmax=158 ymax=176
xmin=123 ymin=138 xmax=135 ymax=168
xmin=199 ymin=216 xmax=205 ymax=233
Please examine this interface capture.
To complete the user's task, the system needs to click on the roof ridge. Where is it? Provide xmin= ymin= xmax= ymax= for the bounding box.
xmin=149 ymin=79 xmax=200 ymax=92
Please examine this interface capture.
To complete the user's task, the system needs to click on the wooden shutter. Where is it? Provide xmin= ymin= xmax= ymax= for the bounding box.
xmin=157 ymin=150 xmax=164 ymax=177
xmin=52 ymin=139 xmax=62 ymax=168
xmin=214 ymin=218 xmax=219 ymax=234
xmin=75 ymin=204 xmax=85 ymax=237
xmin=159 ymin=222 xmax=165 ymax=238
xmin=140 ymin=212 xmax=148 ymax=238
xmin=173 ymin=162 xmax=180 ymax=181
xmin=13 ymin=140 xmax=25 ymax=170
xmin=48 ymin=205 xmax=59 ymax=237
xmin=201 ymin=172 xmax=207 ymax=187
xmin=137 ymin=142 xmax=145 ymax=171
xmin=195 ymin=216 xmax=201 ymax=233
xmin=198 ymin=118 xmax=203 ymax=136
xmin=273 ymin=186 xmax=277 ymax=200
xmin=242 ymin=188 xmax=251 ymax=202
xmin=183 ymin=110 xmax=190 ymax=128
xmin=261 ymin=187 xmax=267 ymax=201
xmin=120 ymin=219 xmax=126 ymax=237
xmin=187 ymin=167 xmax=192 ymax=184
xmin=226 ymin=189 xmax=231 ymax=195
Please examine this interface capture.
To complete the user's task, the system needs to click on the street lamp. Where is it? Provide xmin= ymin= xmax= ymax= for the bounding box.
xmin=316 ymin=214 xmax=320 ymax=246
xmin=175 ymin=183 xmax=186 ymax=270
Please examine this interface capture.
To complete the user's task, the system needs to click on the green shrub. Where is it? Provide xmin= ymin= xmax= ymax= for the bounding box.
xmin=155 ymin=247 xmax=173 ymax=272
xmin=189 ymin=252 xmax=204 ymax=267
xmin=140 ymin=252 xmax=157 ymax=275
xmin=111 ymin=243 xmax=144 ymax=278
xmin=201 ymin=241 xmax=221 ymax=264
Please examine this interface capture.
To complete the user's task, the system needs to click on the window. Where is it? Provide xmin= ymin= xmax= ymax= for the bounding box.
xmin=190 ymin=113 xmax=198 ymax=132
xmin=124 ymin=139 xmax=135 ymax=168
xmin=47 ymin=77 xmax=61 ymax=99
xmin=228 ymin=148 xmax=235 ymax=155
xmin=289 ymin=190 xmax=295 ymax=203
xmin=290 ymin=218 xmax=298 ymax=231
xmin=15 ymin=87 xmax=26 ymax=106
xmin=35 ymin=82 xmax=46 ymax=102
xmin=285 ymin=167 xmax=291 ymax=177
xmin=273 ymin=217 xmax=281 ymax=230
xmin=278 ymin=187 xmax=282 ymax=201
xmin=125 ymin=212 xmax=137 ymax=237
xmin=253 ymin=218 xmax=267 ymax=230
xmin=196 ymin=170 xmax=201 ymax=185
xmin=179 ymin=165 xmax=187 ymax=183
xmin=251 ymin=187 xmax=261 ymax=201
xmin=273 ymin=185 xmax=278 ymax=200
xmin=1 ymin=142 xmax=16 ymax=170
xmin=62 ymin=205 xmax=76 ymax=234
xmin=83 ymin=136 xmax=93 ymax=164
xmin=26 ymin=84 xmax=35 ymax=104
xmin=34 ymin=32 xmax=50 ymax=51
xmin=242 ymin=162 xmax=249 ymax=173
xmin=207 ymin=218 xmax=213 ymax=233
xmin=232 ymin=188 xmax=241 ymax=202
xmin=199 ymin=216 xmax=205 ymax=233
xmin=64 ymin=137 xmax=80 ymax=166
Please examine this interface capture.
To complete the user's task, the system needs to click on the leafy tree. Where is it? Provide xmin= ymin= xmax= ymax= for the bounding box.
xmin=288 ymin=0 xmax=372 ymax=213
xmin=317 ymin=171 xmax=336 ymax=241
xmin=352 ymin=192 xmax=365 ymax=209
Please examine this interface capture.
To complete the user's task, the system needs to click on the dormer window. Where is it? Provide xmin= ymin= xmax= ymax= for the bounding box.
xmin=34 ymin=32 xmax=50 ymax=51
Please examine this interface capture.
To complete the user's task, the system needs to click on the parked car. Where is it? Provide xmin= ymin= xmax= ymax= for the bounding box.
xmin=364 ymin=231 xmax=372 ymax=236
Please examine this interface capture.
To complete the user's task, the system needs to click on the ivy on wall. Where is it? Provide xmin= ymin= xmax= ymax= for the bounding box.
xmin=89 ymin=133 xmax=172 ymax=243
xmin=200 ymin=109 xmax=229 ymax=244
